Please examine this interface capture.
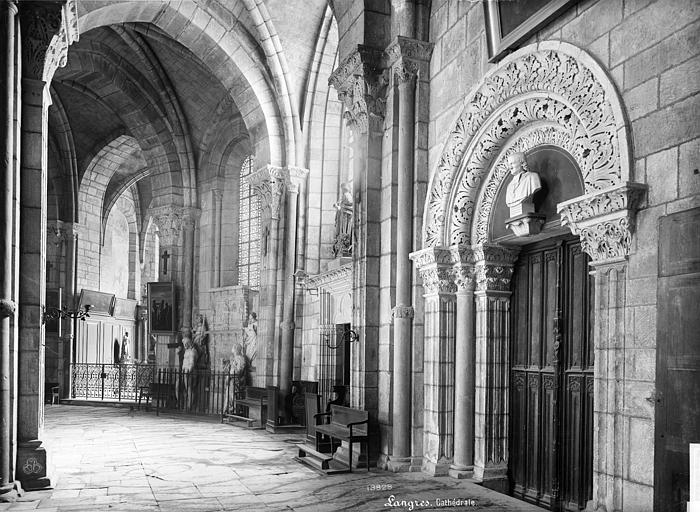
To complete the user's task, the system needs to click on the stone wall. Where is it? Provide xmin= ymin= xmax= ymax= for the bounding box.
xmin=425 ymin=0 xmax=699 ymax=507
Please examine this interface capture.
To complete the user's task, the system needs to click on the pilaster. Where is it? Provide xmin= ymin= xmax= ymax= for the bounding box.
xmin=558 ymin=183 xmax=646 ymax=512
xmin=472 ymin=244 xmax=519 ymax=488
xmin=411 ymin=247 xmax=456 ymax=476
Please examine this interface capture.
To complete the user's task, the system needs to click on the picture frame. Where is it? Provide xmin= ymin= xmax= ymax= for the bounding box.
xmin=483 ymin=0 xmax=577 ymax=62
xmin=78 ymin=289 xmax=115 ymax=315
xmin=147 ymin=281 xmax=175 ymax=333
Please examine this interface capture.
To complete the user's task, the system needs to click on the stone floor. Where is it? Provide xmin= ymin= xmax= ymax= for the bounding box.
xmin=1 ymin=405 xmax=543 ymax=511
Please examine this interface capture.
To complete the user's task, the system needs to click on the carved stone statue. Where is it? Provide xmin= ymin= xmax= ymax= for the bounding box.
xmin=332 ymin=182 xmax=353 ymax=257
xmin=242 ymin=312 xmax=258 ymax=365
xmin=505 ymin=152 xmax=542 ymax=213
xmin=504 ymin=152 xmax=546 ymax=237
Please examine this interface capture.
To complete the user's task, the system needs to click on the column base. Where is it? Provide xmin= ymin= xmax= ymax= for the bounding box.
xmin=409 ymin=456 xmax=423 ymax=472
xmin=422 ymin=457 xmax=451 ymax=476
xmin=16 ymin=440 xmax=53 ymax=491
xmin=0 ymin=481 xmax=21 ymax=502
xmin=448 ymin=464 xmax=474 ymax=479
xmin=473 ymin=463 xmax=508 ymax=492
xmin=387 ymin=456 xmax=412 ymax=472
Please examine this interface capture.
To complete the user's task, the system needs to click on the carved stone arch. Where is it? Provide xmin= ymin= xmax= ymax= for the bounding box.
xmin=471 ymin=123 xmax=580 ymax=245
xmin=423 ymin=41 xmax=632 ymax=248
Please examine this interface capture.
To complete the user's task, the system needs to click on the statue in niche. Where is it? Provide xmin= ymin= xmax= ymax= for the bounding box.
xmin=332 ymin=182 xmax=353 ymax=257
xmin=505 ymin=152 xmax=542 ymax=214
xmin=504 ymin=151 xmax=546 ymax=237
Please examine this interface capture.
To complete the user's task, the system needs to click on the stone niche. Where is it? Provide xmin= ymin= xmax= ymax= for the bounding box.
xmin=491 ymin=145 xmax=585 ymax=243
xmin=208 ymin=286 xmax=259 ymax=372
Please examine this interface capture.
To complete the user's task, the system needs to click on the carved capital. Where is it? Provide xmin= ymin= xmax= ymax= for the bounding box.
xmin=473 ymin=243 xmax=519 ymax=292
xmin=46 ymin=222 xmax=65 ymax=247
xmin=247 ymin=165 xmax=287 ymax=220
xmin=411 ymin=247 xmax=456 ymax=296
xmin=149 ymin=205 xmax=191 ymax=245
xmin=450 ymin=242 xmax=476 ymax=292
xmin=392 ymin=305 xmax=415 ymax=319
xmin=19 ymin=0 xmax=78 ymax=82
xmin=557 ymin=183 xmax=647 ymax=264
xmin=386 ymin=36 xmax=433 ymax=84
xmin=329 ymin=45 xmax=388 ymax=134
xmin=285 ymin=166 xmax=309 ymax=194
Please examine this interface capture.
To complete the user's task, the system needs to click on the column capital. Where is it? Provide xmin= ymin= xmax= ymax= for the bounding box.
xmin=212 ymin=189 xmax=223 ymax=202
xmin=473 ymin=243 xmax=519 ymax=293
xmin=410 ymin=247 xmax=456 ymax=296
xmin=19 ymin=0 xmax=78 ymax=82
xmin=329 ymin=45 xmax=388 ymax=135
xmin=558 ymin=183 xmax=647 ymax=265
xmin=449 ymin=244 xmax=476 ymax=292
xmin=148 ymin=205 xmax=195 ymax=245
xmin=385 ymin=36 xmax=433 ymax=84
xmin=392 ymin=305 xmax=414 ymax=319
xmin=46 ymin=220 xmax=66 ymax=247
xmin=247 ymin=165 xmax=287 ymax=220
xmin=285 ymin=166 xmax=309 ymax=194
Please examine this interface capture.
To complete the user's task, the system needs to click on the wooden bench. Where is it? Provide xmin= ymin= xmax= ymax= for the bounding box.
xmin=137 ymin=383 xmax=176 ymax=410
xmin=222 ymin=386 xmax=268 ymax=428
xmin=314 ymin=405 xmax=369 ymax=472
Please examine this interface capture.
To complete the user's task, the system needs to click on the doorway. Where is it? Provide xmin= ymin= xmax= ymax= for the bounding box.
xmin=509 ymin=235 xmax=593 ymax=510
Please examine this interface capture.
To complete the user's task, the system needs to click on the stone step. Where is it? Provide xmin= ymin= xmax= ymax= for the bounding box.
xmin=295 ymin=444 xmax=352 ymax=474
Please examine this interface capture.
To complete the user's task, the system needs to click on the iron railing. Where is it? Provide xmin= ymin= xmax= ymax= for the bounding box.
xmin=153 ymin=368 xmax=235 ymax=416
xmin=70 ymin=363 xmax=154 ymax=401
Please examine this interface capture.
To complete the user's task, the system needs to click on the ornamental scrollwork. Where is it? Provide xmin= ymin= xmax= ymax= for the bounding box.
xmin=424 ymin=45 xmax=626 ymax=248
xmin=247 ymin=166 xmax=287 ymax=220
xmin=473 ymin=125 xmax=574 ymax=244
xmin=386 ymin=37 xmax=433 ymax=85
xmin=473 ymin=243 xmax=519 ymax=292
xmin=579 ymin=218 xmax=632 ymax=263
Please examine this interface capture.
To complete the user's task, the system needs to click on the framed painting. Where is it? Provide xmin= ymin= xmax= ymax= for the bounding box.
xmin=483 ymin=0 xmax=577 ymax=62
xmin=78 ymin=289 xmax=115 ymax=315
xmin=148 ymin=282 xmax=175 ymax=333
xmin=113 ymin=298 xmax=138 ymax=320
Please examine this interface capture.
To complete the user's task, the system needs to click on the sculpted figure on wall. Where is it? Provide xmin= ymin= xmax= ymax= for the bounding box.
xmin=242 ymin=312 xmax=258 ymax=365
xmin=505 ymin=152 xmax=542 ymax=212
xmin=332 ymin=182 xmax=353 ymax=257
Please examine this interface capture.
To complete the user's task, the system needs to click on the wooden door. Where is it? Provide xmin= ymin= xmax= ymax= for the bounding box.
xmin=509 ymin=236 xmax=593 ymax=510
xmin=655 ymin=207 xmax=700 ymax=511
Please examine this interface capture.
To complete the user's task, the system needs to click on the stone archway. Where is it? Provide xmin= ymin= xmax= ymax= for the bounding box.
xmin=414 ymin=41 xmax=646 ymax=511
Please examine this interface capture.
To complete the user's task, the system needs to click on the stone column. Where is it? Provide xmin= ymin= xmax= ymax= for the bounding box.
xmin=385 ymin=35 xmax=433 ymax=472
xmin=248 ymin=165 xmax=286 ymax=386
xmin=558 ymin=183 xmax=646 ymax=512
xmin=181 ymin=208 xmax=198 ymax=337
xmin=472 ymin=244 xmax=519 ymax=489
xmin=16 ymin=0 xmax=71 ymax=490
xmin=278 ymin=167 xmax=308 ymax=415
xmin=0 ymin=0 xmax=17 ymax=498
xmin=411 ymin=247 xmax=456 ymax=475
xmin=211 ymin=189 xmax=222 ymax=288
xmin=450 ymin=244 xmax=476 ymax=478
xmin=329 ymin=45 xmax=387 ymax=466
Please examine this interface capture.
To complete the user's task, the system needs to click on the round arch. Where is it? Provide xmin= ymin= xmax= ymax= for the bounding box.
xmin=422 ymin=41 xmax=631 ymax=248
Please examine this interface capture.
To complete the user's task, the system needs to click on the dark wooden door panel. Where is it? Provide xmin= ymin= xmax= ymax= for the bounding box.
xmin=510 ymin=237 xmax=593 ymax=511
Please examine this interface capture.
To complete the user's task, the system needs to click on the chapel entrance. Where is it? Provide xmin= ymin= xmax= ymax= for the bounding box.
xmin=509 ymin=235 xmax=593 ymax=511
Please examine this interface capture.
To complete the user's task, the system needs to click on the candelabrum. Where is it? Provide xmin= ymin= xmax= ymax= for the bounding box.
xmin=42 ymin=304 xmax=93 ymax=324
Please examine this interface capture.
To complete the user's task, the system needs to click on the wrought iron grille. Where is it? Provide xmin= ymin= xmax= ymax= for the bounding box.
xmin=70 ymin=363 xmax=155 ymax=401
xmin=153 ymin=368 xmax=234 ymax=417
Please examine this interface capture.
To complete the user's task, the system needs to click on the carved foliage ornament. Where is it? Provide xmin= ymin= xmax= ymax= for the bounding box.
xmin=386 ymin=37 xmax=434 ymax=85
xmin=20 ymin=0 xmax=78 ymax=82
xmin=329 ymin=46 xmax=388 ymax=134
xmin=149 ymin=206 xmax=199 ymax=246
xmin=473 ymin=244 xmax=519 ymax=293
xmin=247 ymin=166 xmax=286 ymax=220
xmin=558 ymin=183 xmax=646 ymax=263
xmin=425 ymin=47 xmax=624 ymax=247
